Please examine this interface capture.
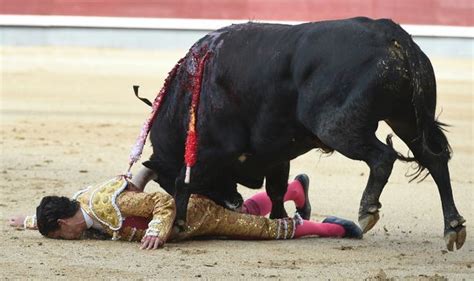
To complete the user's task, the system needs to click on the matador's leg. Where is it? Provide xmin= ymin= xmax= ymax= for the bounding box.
xmin=242 ymin=175 xmax=310 ymax=218
xmin=185 ymin=196 xmax=358 ymax=240
xmin=184 ymin=195 xmax=298 ymax=240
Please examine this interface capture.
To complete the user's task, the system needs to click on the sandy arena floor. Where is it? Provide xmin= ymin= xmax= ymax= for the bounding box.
xmin=0 ymin=46 xmax=473 ymax=280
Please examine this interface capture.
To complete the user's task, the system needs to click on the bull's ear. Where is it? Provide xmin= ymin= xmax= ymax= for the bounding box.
xmin=142 ymin=160 xmax=159 ymax=171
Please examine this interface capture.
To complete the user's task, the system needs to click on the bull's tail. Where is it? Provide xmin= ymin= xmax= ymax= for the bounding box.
xmin=397 ymin=34 xmax=452 ymax=182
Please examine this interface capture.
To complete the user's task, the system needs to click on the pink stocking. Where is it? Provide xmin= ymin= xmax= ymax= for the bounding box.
xmin=242 ymin=180 xmax=305 ymax=216
xmin=294 ymin=220 xmax=345 ymax=238
xmin=284 ymin=180 xmax=305 ymax=208
xmin=242 ymin=192 xmax=272 ymax=216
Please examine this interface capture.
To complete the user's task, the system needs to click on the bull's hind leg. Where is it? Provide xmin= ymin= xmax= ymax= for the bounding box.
xmin=265 ymin=161 xmax=290 ymax=219
xmin=427 ymin=161 xmax=466 ymax=250
xmin=356 ymin=138 xmax=397 ymax=233
xmin=315 ymin=122 xmax=397 ymax=233
xmin=387 ymin=120 xmax=466 ymax=250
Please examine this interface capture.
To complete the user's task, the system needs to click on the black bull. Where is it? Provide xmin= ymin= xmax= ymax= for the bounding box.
xmin=142 ymin=17 xmax=466 ymax=250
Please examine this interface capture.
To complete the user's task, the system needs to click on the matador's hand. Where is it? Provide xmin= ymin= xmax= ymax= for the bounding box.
xmin=140 ymin=235 xmax=164 ymax=250
xmin=8 ymin=215 xmax=26 ymax=228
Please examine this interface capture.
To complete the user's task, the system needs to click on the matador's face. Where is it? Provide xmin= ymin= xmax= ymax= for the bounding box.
xmin=47 ymin=214 xmax=86 ymax=240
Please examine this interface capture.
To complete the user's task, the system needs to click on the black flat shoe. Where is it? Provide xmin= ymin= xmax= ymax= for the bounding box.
xmin=322 ymin=216 xmax=363 ymax=239
xmin=294 ymin=174 xmax=311 ymax=220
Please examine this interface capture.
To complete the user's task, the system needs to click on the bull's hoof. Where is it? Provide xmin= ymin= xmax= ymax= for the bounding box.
xmin=358 ymin=211 xmax=380 ymax=233
xmin=269 ymin=212 xmax=289 ymax=219
xmin=175 ymin=219 xmax=188 ymax=232
xmin=269 ymin=208 xmax=288 ymax=219
xmin=445 ymin=224 xmax=466 ymax=251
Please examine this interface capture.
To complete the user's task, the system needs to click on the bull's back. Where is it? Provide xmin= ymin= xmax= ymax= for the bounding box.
xmin=198 ymin=19 xmax=412 ymax=144
xmin=205 ymin=18 xmax=411 ymax=110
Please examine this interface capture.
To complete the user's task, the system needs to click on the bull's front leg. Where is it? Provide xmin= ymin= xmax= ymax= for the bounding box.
xmin=174 ymin=170 xmax=190 ymax=232
xmin=265 ymin=161 xmax=290 ymax=219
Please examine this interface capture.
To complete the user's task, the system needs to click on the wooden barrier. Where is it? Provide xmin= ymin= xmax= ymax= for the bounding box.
xmin=0 ymin=0 xmax=472 ymax=26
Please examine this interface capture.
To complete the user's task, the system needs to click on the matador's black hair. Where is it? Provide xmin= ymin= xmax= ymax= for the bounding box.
xmin=36 ymin=196 xmax=80 ymax=236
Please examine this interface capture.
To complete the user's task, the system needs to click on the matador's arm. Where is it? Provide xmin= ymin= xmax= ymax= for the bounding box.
xmin=9 ymin=214 xmax=37 ymax=230
xmin=116 ymin=190 xmax=176 ymax=246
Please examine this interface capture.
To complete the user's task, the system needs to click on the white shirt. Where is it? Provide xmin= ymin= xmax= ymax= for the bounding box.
xmin=81 ymin=208 xmax=103 ymax=231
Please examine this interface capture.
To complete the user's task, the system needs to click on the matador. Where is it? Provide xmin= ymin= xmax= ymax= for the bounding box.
xmin=10 ymin=169 xmax=362 ymax=249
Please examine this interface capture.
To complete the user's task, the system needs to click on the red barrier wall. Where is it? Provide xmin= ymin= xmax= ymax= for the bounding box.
xmin=1 ymin=0 xmax=472 ymax=26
